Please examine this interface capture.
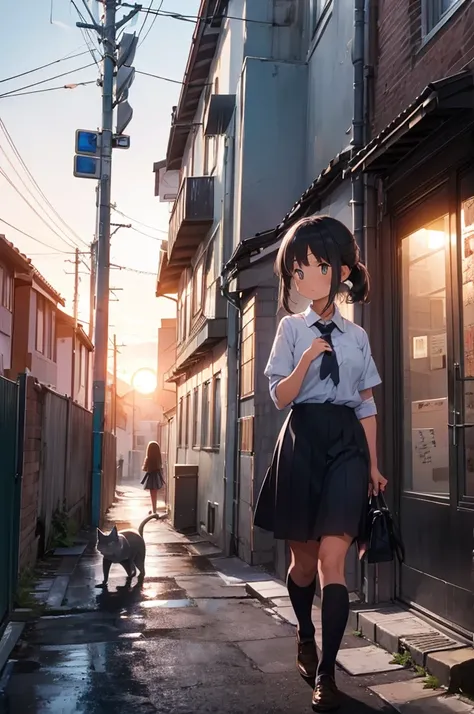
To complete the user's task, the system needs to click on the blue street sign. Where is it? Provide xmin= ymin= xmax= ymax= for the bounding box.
xmin=75 ymin=130 xmax=101 ymax=156
xmin=74 ymin=155 xmax=100 ymax=179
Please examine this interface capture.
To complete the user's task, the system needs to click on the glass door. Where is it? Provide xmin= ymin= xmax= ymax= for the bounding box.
xmin=397 ymin=187 xmax=461 ymax=628
xmin=397 ymin=180 xmax=474 ymax=635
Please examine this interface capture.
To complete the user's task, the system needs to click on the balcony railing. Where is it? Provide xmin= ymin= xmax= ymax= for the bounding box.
xmin=168 ymin=176 xmax=214 ymax=264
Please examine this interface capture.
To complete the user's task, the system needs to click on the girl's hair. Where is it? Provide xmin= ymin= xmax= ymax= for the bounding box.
xmin=143 ymin=440 xmax=162 ymax=472
xmin=275 ymin=215 xmax=370 ymax=314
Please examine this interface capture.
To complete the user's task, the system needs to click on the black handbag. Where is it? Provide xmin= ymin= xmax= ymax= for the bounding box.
xmin=365 ymin=493 xmax=405 ymax=564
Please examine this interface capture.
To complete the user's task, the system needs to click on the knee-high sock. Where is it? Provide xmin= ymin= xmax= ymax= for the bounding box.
xmin=287 ymin=573 xmax=316 ymax=641
xmin=317 ymin=584 xmax=349 ymax=679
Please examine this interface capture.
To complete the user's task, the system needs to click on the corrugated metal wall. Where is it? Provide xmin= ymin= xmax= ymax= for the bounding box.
xmin=0 ymin=375 xmax=21 ymax=624
xmin=39 ymin=388 xmax=93 ymax=546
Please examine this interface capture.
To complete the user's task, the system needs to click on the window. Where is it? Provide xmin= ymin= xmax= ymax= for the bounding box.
xmin=136 ymin=435 xmax=145 ymax=448
xmin=0 ymin=265 xmax=12 ymax=311
xmin=36 ymin=295 xmax=44 ymax=354
xmin=192 ymin=257 xmax=204 ymax=316
xmin=201 ymin=380 xmax=211 ymax=447
xmin=184 ymin=392 xmax=191 ymax=447
xmin=178 ymin=396 xmax=184 ymax=446
xmin=401 ymin=214 xmax=449 ymax=495
xmin=239 ymin=416 xmax=254 ymax=454
xmin=240 ymin=298 xmax=255 ymax=397
xmin=193 ymin=386 xmax=200 ymax=447
xmin=36 ymin=295 xmax=56 ymax=360
xmin=3 ymin=271 xmax=12 ymax=311
xmin=422 ymin=0 xmax=463 ymax=36
xmin=204 ymin=237 xmax=217 ymax=318
xmin=212 ymin=374 xmax=221 ymax=448
xmin=203 ymin=135 xmax=217 ymax=176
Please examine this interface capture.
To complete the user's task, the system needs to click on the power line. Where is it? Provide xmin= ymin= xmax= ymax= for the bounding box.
xmin=135 ymin=68 xmax=189 ymax=86
xmin=0 ymin=167 xmax=82 ymax=252
xmin=0 ymin=49 xmax=97 ymax=85
xmin=0 ymin=118 xmax=89 ymax=249
xmin=0 ymin=62 xmax=97 ymax=99
xmin=138 ymin=0 xmax=165 ymax=47
xmin=122 ymin=5 xmax=273 ymax=25
xmin=70 ymin=1 xmax=103 ymax=71
xmin=130 ymin=225 xmax=164 ymax=241
xmin=0 ymin=149 xmax=80 ymax=251
xmin=111 ymin=206 xmax=168 ymax=234
xmin=0 ymin=216 xmax=71 ymax=252
xmin=1 ymin=80 xmax=96 ymax=99
xmin=110 ymin=262 xmax=157 ymax=276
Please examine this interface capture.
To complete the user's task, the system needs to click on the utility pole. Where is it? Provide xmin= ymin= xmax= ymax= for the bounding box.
xmin=89 ymin=240 xmax=97 ymax=341
xmin=90 ymin=0 xmax=116 ymax=528
xmin=73 ymin=248 xmax=80 ymax=327
xmin=75 ymin=2 xmax=139 ymax=527
xmin=112 ymin=333 xmax=117 ymax=436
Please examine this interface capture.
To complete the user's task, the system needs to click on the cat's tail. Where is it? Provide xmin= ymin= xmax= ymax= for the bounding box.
xmin=138 ymin=511 xmax=167 ymax=537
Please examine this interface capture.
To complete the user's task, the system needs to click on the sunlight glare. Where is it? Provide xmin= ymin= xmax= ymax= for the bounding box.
xmin=132 ymin=368 xmax=157 ymax=395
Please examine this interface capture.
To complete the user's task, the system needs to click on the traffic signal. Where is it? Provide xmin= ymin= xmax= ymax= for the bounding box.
xmin=115 ymin=32 xmax=137 ymax=135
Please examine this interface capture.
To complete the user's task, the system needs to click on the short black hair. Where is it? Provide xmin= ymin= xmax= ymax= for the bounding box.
xmin=275 ymin=215 xmax=370 ymax=314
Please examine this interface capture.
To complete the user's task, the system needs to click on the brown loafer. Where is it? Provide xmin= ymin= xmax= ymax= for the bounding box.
xmin=312 ymin=675 xmax=340 ymax=712
xmin=297 ymin=638 xmax=318 ymax=679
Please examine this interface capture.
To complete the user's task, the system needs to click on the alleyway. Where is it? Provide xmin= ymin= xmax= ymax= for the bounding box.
xmin=3 ymin=485 xmax=417 ymax=713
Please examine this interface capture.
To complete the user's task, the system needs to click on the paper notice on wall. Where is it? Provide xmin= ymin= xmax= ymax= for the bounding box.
xmin=414 ymin=428 xmax=437 ymax=465
xmin=413 ymin=335 xmax=428 ymax=360
xmin=430 ymin=333 xmax=447 ymax=357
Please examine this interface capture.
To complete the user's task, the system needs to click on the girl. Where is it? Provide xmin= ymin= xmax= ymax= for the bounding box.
xmin=254 ymin=215 xmax=387 ymax=712
xmin=141 ymin=441 xmax=165 ymax=515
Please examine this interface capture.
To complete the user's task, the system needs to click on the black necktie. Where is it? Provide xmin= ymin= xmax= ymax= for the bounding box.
xmin=315 ymin=321 xmax=340 ymax=386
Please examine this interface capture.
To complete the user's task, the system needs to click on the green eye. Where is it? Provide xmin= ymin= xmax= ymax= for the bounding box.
xmin=295 ymin=269 xmax=304 ymax=280
xmin=320 ymin=263 xmax=329 ymax=275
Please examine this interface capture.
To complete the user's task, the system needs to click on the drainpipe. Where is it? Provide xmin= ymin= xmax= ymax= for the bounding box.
xmin=221 ymin=121 xmax=240 ymax=557
xmin=352 ymin=0 xmax=366 ymax=267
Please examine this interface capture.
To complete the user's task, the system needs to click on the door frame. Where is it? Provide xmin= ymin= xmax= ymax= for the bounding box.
xmin=381 ymin=157 xmax=474 ymax=636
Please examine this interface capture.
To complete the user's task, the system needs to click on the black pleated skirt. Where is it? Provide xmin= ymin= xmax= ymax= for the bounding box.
xmin=141 ymin=470 xmax=164 ymax=490
xmin=254 ymin=402 xmax=370 ymax=545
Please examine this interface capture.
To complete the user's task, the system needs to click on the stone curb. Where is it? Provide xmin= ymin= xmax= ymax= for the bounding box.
xmin=352 ymin=606 xmax=474 ymax=695
xmin=246 ymin=579 xmax=474 ymax=695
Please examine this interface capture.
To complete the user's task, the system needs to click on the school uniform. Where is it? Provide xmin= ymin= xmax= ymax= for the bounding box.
xmin=254 ymin=305 xmax=381 ymax=545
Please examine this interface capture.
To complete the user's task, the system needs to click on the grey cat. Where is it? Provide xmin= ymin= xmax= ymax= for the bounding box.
xmin=96 ymin=513 xmax=162 ymax=587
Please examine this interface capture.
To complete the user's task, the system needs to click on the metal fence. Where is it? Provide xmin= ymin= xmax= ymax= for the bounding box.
xmin=0 ymin=375 xmax=22 ymax=624
xmin=39 ymin=388 xmax=93 ymax=547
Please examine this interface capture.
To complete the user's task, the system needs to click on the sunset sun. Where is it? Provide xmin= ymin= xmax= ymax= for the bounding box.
xmin=131 ymin=368 xmax=157 ymax=395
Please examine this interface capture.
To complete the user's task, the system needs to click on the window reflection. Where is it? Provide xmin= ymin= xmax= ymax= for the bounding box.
xmin=402 ymin=216 xmax=450 ymax=495
xmin=461 ymin=196 xmax=474 ymax=496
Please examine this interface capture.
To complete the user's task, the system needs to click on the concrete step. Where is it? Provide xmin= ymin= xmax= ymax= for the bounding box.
xmin=246 ymin=578 xmax=474 ymax=695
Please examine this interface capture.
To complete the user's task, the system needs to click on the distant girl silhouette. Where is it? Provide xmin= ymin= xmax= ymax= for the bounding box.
xmin=141 ymin=441 xmax=164 ymax=514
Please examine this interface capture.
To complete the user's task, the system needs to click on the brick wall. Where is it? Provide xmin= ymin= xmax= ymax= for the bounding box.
xmin=19 ymin=376 xmax=41 ymax=570
xmin=373 ymin=0 xmax=474 ymax=134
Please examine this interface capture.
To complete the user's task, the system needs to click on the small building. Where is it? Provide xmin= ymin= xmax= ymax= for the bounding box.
xmin=56 ymin=310 xmax=93 ymax=409
xmin=0 ymin=234 xmax=30 ymax=376
xmin=8 ymin=250 xmax=65 ymax=387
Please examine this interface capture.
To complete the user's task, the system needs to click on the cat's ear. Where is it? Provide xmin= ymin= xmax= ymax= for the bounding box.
xmin=111 ymin=526 xmax=118 ymax=539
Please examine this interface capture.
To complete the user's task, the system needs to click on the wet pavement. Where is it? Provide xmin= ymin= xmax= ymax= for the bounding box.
xmin=4 ymin=482 xmax=397 ymax=713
